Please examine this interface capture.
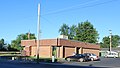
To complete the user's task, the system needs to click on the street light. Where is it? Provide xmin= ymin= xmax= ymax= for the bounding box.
xmin=109 ymin=30 xmax=112 ymax=52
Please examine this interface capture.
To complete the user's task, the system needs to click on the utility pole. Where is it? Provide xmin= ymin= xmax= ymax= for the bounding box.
xmin=109 ymin=30 xmax=112 ymax=52
xmin=36 ymin=3 xmax=40 ymax=63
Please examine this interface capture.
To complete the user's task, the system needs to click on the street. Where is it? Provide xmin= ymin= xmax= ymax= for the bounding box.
xmin=0 ymin=61 xmax=100 ymax=68
xmin=0 ymin=58 xmax=120 ymax=68
xmin=62 ymin=57 xmax=120 ymax=67
xmin=0 ymin=60 xmax=103 ymax=68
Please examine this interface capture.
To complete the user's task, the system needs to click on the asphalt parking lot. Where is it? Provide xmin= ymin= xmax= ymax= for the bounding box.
xmin=1 ymin=56 xmax=120 ymax=68
xmin=62 ymin=57 xmax=120 ymax=67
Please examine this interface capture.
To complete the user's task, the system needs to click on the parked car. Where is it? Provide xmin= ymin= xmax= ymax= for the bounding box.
xmin=105 ymin=51 xmax=118 ymax=58
xmin=84 ymin=53 xmax=100 ymax=61
xmin=65 ymin=54 xmax=90 ymax=62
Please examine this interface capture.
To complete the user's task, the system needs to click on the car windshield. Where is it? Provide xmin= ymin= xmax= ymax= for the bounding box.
xmin=75 ymin=54 xmax=83 ymax=56
xmin=92 ymin=53 xmax=96 ymax=56
xmin=108 ymin=53 xmax=116 ymax=55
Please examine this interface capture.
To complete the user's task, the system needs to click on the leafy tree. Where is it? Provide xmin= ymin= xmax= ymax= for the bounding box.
xmin=8 ymin=44 xmax=18 ymax=51
xmin=59 ymin=21 xmax=99 ymax=43
xmin=100 ymin=35 xmax=120 ymax=48
xmin=59 ymin=23 xmax=69 ymax=36
xmin=0 ymin=39 xmax=4 ymax=50
xmin=59 ymin=24 xmax=77 ymax=40
xmin=11 ymin=33 xmax=36 ymax=51
xmin=0 ymin=38 xmax=8 ymax=51
xmin=100 ymin=36 xmax=109 ymax=48
xmin=69 ymin=25 xmax=77 ymax=40
xmin=74 ymin=21 xmax=99 ymax=43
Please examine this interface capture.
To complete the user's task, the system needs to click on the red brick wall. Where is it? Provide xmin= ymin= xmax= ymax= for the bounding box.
xmin=64 ymin=47 xmax=75 ymax=57
xmin=21 ymin=39 xmax=59 ymax=46
xmin=59 ymin=46 xmax=63 ymax=58
xmin=30 ymin=46 xmax=52 ymax=58
xmin=40 ymin=39 xmax=57 ymax=46
xmin=21 ymin=39 xmax=100 ymax=58
xmin=59 ymin=39 xmax=100 ymax=49
xmin=21 ymin=39 xmax=100 ymax=50
xmin=39 ymin=46 xmax=51 ymax=58
xmin=31 ymin=46 xmax=37 ymax=56
xmin=21 ymin=40 xmax=36 ymax=46
xmin=83 ymin=48 xmax=99 ymax=56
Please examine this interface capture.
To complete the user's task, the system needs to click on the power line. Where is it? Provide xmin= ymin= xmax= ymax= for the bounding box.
xmin=42 ymin=0 xmax=99 ymax=16
xmin=80 ymin=0 xmax=119 ymax=9
xmin=41 ymin=16 xmax=53 ymax=24
xmin=41 ymin=0 xmax=119 ymax=16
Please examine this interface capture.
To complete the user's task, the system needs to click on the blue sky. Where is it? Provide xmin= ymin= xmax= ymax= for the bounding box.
xmin=0 ymin=0 xmax=120 ymax=43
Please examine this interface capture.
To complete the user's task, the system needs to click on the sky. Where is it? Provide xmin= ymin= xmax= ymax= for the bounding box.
xmin=0 ymin=0 xmax=120 ymax=43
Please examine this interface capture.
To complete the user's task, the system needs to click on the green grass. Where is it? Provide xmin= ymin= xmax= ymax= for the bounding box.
xmin=28 ymin=56 xmax=58 ymax=62
xmin=0 ymin=51 xmax=21 ymax=56
xmin=0 ymin=54 xmax=59 ymax=63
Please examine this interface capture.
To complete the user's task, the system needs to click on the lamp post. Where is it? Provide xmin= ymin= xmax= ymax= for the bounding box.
xmin=109 ymin=30 xmax=112 ymax=52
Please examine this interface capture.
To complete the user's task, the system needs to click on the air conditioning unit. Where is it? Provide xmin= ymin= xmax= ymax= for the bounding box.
xmin=58 ymin=35 xmax=68 ymax=39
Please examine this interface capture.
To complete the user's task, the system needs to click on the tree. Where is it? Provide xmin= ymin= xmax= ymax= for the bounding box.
xmin=100 ymin=36 xmax=109 ymax=48
xmin=69 ymin=25 xmax=77 ymax=40
xmin=11 ymin=33 xmax=36 ymax=51
xmin=58 ymin=21 xmax=99 ymax=43
xmin=100 ymin=35 xmax=120 ymax=48
xmin=0 ymin=38 xmax=8 ymax=51
xmin=8 ymin=44 xmax=18 ymax=51
xmin=59 ymin=23 xmax=69 ymax=36
xmin=59 ymin=24 xmax=77 ymax=40
xmin=0 ymin=39 xmax=4 ymax=50
xmin=0 ymin=39 xmax=13 ymax=51
xmin=74 ymin=21 xmax=99 ymax=43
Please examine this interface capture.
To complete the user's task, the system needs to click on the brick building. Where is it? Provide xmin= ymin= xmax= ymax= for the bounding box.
xmin=21 ymin=38 xmax=100 ymax=58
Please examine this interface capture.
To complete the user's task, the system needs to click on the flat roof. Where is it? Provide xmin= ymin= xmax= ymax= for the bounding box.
xmin=21 ymin=38 xmax=100 ymax=49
